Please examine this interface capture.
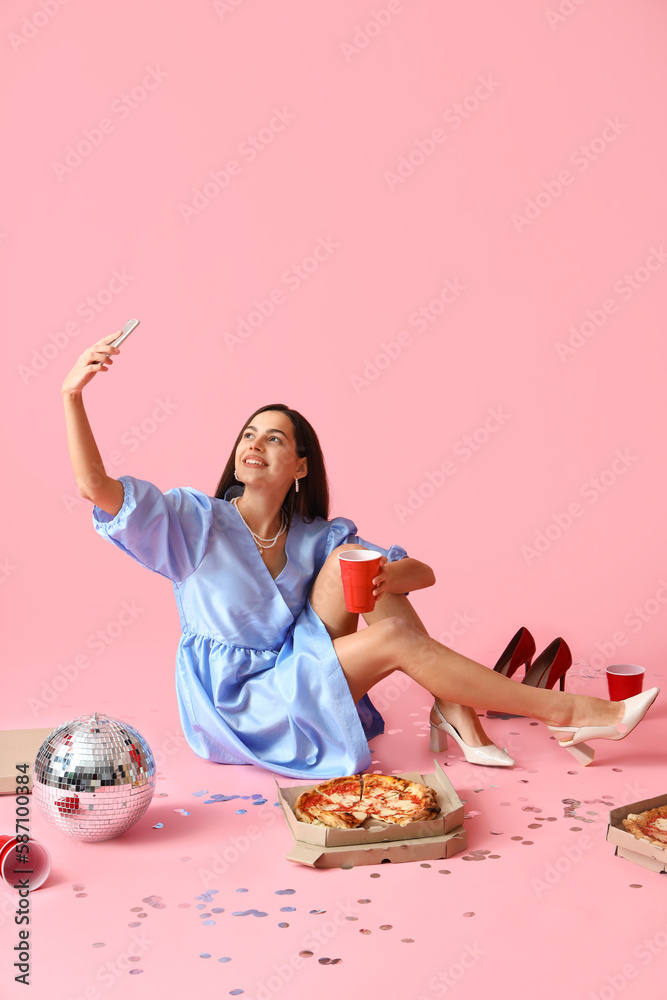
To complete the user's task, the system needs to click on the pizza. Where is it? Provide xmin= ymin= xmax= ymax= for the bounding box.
xmin=293 ymin=773 xmax=440 ymax=829
xmin=622 ymin=805 xmax=667 ymax=848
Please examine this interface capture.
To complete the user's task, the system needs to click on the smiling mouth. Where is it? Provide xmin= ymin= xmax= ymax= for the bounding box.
xmin=243 ymin=458 xmax=267 ymax=467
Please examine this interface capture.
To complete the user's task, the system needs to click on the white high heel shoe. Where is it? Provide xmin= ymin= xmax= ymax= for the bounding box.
xmin=546 ymin=687 xmax=659 ymax=766
xmin=429 ymin=703 xmax=515 ymax=767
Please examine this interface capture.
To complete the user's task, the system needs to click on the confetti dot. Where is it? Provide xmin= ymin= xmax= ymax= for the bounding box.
xmin=379 ymin=925 xmax=392 ymax=930
xmin=420 ymin=863 xmax=431 ymax=868
xmin=128 ymin=969 xmax=143 ymax=975
xmin=438 ymin=870 xmax=451 ymax=875
xmin=278 ymin=922 xmax=289 ymax=928
xmin=235 ymin=888 xmax=249 ymax=893
xmin=200 ymin=913 xmax=212 ymax=919
xmin=369 ymin=873 xmax=381 ymax=879
xmin=310 ymin=909 xmax=326 ymax=914
xmin=319 ymin=958 xmax=331 ymax=965
xmin=629 ymin=884 xmax=643 ymax=889
xmin=153 ymin=823 xmax=164 ymax=829
xmin=212 ymin=908 xmax=225 ymax=914
xmin=463 ymin=912 xmax=475 ymax=918
xmin=128 ymin=922 xmax=141 ymax=928
xmin=299 ymin=951 xmax=314 ymax=958
xmin=346 ymin=916 xmax=358 ymax=921
xmin=401 ymin=938 xmax=415 ymax=943
xmin=275 ymin=889 xmax=295 ymax=895
xmin=229 ymin=991 xmax=244 ymax=996
xmin=128 ymin=956 xmax=141 ymax=963
xmin=75 ymin=893 xmax=88 ymax=898
xmin=235 ymin=809 xmax=247 ymax=815
xmin=202 ymin=921 xmax=216 ymax=926
xmin=219 ymin=957 xmax=231 ymax=963
xmin=130 ymin=907 xmax=143 ymax=913
xmin=357 ymin=899 xmax=371 ymax=904
xmin=200 ymin=953 xmax=211 ymax=959
xmin=359 ymin=929 xmax=371 ymax=935
xmin=92 ymin=942 xmax=105 ymax=949
xmin=330 ymin=959 xmax=342 ymax=965
xmin=280 ymin=907 xmax=296 ymax=912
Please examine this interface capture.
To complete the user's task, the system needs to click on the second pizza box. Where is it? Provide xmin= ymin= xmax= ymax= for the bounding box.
xmin=277 ymin=761 xmax=467 ymax=867
xmin=606 ymin=793 xmax=667 ymax=873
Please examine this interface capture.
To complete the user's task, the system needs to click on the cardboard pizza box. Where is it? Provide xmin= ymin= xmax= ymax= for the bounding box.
xmin=606 ymin=793 xmax=667 ymax=873
xmin=277 ymin=761 xmax=467 ymax=867
xmin=0 ymin=729 xmax=54 ymax=794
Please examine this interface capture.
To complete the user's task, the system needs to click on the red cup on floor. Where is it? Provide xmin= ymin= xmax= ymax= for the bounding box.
xmin=339 ymin=550 xmax=382 ymax=613
xmin=606 ymin=663 xmax=645 ymax=701
xmin=0 ymin=835 xmax=51 ymax=890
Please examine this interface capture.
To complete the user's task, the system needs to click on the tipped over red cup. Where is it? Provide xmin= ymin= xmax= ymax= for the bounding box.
xmin=0 ymin=835 xmax=51 ymax=891
xmin=606 ymin=663 xmax=645 ymax=701
xmin=339 ymin=549 xmax=382 ymax=613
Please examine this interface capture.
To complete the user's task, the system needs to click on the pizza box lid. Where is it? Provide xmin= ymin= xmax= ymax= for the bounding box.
xmin=276 ymin=761 xmax=464 ymax=848
xmin=0 ymin=729 xmax=55 ymax=795
xmin=285 ymin=824 xmax=467 ymax=868
xmin=606 ymin=793 xmax=667 ymax=871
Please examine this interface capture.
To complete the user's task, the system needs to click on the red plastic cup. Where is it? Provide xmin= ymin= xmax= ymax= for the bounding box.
xmin=339 ymin=550 xmax=382 ymax=613
xmin=606 ymin=663 xmax=645 ymax=702
xmin=0 ymin=835 xmax=51 ymax=891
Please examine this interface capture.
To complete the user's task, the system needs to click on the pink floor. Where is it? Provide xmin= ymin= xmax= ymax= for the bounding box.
xmin=1 ymin=664 xmax=664 ymax=1000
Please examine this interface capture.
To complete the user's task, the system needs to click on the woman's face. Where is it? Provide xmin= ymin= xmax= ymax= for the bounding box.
xmin=234 ymin=410 xmax=307 ymax=495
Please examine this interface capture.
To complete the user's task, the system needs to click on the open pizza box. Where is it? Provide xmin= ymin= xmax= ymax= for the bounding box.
xmin=606 ymin=792 xmax=667 ymax=873
xmin=277 ymin=761 xmax=467 ymax=868
xmin=0 ymin=729 xmax=54 ymax=794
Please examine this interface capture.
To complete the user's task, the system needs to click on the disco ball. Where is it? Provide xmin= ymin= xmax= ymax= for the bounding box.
xmin=33 ymin=713 xmax=156 ymax=842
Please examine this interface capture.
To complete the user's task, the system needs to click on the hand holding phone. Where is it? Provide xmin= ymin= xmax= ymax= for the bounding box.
xmin=111 ymin=318 xmax=140 ymax=349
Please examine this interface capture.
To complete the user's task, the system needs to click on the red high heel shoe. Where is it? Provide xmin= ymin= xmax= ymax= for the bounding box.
xmin=521 ymin=637 xmax=572 ymax=691
xmin=492 ymin=627 xmax=536 ymax=678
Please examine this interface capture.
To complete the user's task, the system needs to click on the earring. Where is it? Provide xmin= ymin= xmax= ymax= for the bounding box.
xmin=234 ymin=470 xmax=239 ymax=481
xmin=294 ymin=478 xmax=299 ymax=493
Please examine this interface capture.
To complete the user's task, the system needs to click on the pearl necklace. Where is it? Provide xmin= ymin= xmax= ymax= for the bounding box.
xmin=231 ymin=497 xmax=287 ymax=553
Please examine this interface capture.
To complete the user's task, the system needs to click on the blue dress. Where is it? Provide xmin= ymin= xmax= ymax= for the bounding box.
xmin=92 ymin=476 xmax=407 ymax=779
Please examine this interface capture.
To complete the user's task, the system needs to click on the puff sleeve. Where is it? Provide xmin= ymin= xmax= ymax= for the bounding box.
xmin=92 ymin=475 xmax=215 ymax=583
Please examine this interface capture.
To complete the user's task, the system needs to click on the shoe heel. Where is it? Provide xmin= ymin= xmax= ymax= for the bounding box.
xmin=564 ymin=742 xmax=595 ymax=766
xmin=429 ymin=724 xmax=448 ymax=753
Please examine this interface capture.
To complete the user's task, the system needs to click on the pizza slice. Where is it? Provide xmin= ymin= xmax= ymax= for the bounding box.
xmin=622 ymin=804 xmax=667 ymax=848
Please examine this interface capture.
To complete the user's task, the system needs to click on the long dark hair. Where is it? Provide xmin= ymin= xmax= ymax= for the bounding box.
xmin=214 ymin=404 xmax=330 ymax=524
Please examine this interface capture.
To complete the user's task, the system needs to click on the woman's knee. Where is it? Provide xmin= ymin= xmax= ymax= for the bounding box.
xmin=373 ymin=615 xmax=421 ymax=647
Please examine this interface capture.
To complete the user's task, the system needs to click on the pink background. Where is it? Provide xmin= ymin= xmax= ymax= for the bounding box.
xmin=1 ymin=1 xmax=666 ymax=998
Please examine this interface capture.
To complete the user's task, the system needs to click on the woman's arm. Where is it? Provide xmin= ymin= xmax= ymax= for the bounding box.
xmin=373 ymin=556 xmax=435 ymax=599
xmin=62 ymin=335 xmax=125 ymax=516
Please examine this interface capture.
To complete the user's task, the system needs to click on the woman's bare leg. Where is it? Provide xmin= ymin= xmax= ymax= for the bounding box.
xmin=309 ymin=546 xmax=623 ymax=736
xmin=362 ymin=592 xmax=498 ymax=748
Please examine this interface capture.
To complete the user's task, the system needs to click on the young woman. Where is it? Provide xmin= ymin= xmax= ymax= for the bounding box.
xmin=61 ymin=333 xmax=659 ymax=779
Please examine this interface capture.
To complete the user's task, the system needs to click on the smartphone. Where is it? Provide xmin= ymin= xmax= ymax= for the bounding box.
xmin=111 ymin=318 xmax=140 ymax=349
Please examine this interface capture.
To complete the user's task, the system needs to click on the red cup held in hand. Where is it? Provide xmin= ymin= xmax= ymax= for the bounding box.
xmin=606 ymin=663 xmax=645 ymax=701
xmin=338 ymin=550 xmax=382 ymax=613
